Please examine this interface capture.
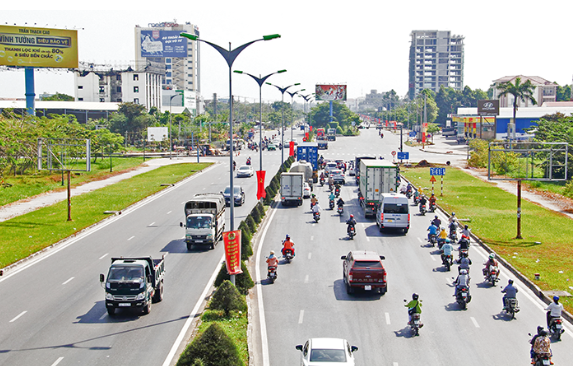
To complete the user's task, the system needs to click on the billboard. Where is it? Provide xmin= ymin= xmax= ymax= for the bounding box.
xmin=315 ymin=84 xmax=347 ymax=101
xmin=147 ymin=127 xmax=168 ymax=142
xmin=0 ymin=25 xmax=78 ymax=68
xmin=477 ymin=100 xmax=500 ymax=116
xmin=140 ymin=30 xmax=187 ymax=57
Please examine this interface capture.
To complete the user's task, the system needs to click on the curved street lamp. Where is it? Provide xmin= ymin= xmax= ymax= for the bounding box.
xmin=180 ymin=32 xmax=280 ymax=285
xmin=233 ymin=69 xmax=287 ymax=172
xmin=286 ymin=89 xmax=305 ymax=142
xmin=266 ymin=82 xmax=300 ymax=163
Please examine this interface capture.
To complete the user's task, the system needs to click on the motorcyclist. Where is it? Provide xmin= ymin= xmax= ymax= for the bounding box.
xmin=502 ymin=279 xmax=518 ymax=310
xmin=328 ymin=175 xmax=334 ymax=189
xmin=458 ymin=234 xmax=470 ymax=251
xmin=453 ymin=269 xmax=470 ymax=298
xmin=427 ymin=221 xmax=438 ymax=242
xmin=482 ymin=253 xmax=500 ymax=278
xmin=246 ymin=157 xmax=252 ymax=165
xmin=337 ymin=197 xmax=345 ymax=208
xmin=441 ymin=239 xmax=454 ymax=265
xmin=233 ymin=161 xmax=236 ymax=171
xmin=312 ymin=201 xmax=322 ymax=216
xmin=346 ymin=214 xmax=357 ymax=234
xmin=413 ymin=189 xmax=421 ymax=203
xmin=320 ymin=172 xmax=325 ymax=182
xmin=310 ymin=194 xmax=318 ymax=205
xmin=461 ymin=224 xmax=471 ymax=238
xmin=530 ymin=327 xmax=552 ymax=364
xmin=419 ymin=196 xmax=427 ymax=213
xmin=282 ymin=235 xmax=295 ymax=257
xmin=545 ymin=296 xmax=564 ymax=329
xmin=438 ymin=226 xmax=448 ymax=248
xmin=405 ymin=293 xmax=422 ymax=324
xmin=448 ymin=220 xmax=457 ymax=239
xmin=400 ymin=184 xmax=408 ymax=195
xmin=329 ymin=191 xmax=336 ymax=208
xmin=406 ymin=183 xmax=413 ymax=194
xmin=266 ymin=250 xmax=279 ymax=269
xmin=428 ymin=193 xmax=437 ymax=208
xmin=456 ymin=255 xmax=472 ymax=274
xmin=432 ymin=215 xmax=442 ymax=228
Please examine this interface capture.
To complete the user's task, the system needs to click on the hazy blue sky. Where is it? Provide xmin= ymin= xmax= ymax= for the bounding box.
xmin=2 ymin=1 xmax=571 ymax=102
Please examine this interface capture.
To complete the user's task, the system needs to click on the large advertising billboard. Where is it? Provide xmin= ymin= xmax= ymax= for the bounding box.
xmin=140 ymin=30 xmax=187 ymax=57
xmin=0 ymin=25 xmax=78 ymax=68
xmin=315 ymin=84 xmax=347 ymax=101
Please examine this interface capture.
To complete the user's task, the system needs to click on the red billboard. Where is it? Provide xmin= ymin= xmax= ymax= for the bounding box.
xmin=315 ymin=84 xmax=347 ymax=101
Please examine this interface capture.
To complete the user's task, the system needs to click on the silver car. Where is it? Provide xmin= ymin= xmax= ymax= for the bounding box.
xmin=237 ymin=165 xmax=254 ymax=177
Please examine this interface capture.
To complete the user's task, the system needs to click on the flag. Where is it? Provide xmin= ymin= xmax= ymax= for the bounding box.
xmin=223 ymin=230 xmax=242 ymax=275
xmin=289 ymin=141 xmax=295 ymax=156
xmin=256 ymin=170 xmax=266 ymax=200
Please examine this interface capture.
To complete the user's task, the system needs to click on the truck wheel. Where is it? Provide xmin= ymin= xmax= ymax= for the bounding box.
xmin=143 ymin=301 xmax=151 ymax=315
xmin=186 ymin=242 xmax=193 ymax=251
xmin=107 ymin=307 xmax=115 ymax=316
xmin=153 ymin=281 xmax=164 ymax=303
xmin=346 ymin=281 xmax=354 ymax=294
xmin=403 ymin=229 xmax=409 ymax=234
xmin=210 ymin=242 xmax=215 ymax=250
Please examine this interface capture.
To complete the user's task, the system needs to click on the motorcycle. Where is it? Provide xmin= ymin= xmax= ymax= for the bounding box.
xmin=485 ymin=265 xmax=499 ymax=286
xmin=313 ymin=212 xmax=320 ymax=223
xmin=529 ymin=334 xmax=553 ymax=366
xmin=428 ymin=234 xmax=437 ymax=247
xmin=503 ymin=297 xmax=520 ymax=319
xmin=459 ymin=248 xmax=469 ymax=259
xmin=429 ymin=202 xmax=436 ymax=212
xmin=449 ymin=230 xmax=458 ymax=242
xmin=283 ymin=249 xmax=294 ymax=264
xmin=329 ymin=199 xmax=335 ymax=210
xmin=337 ymin=205 xmax=344 ymax=215
xmin=549 ymin=316 xmax=565 ymax=341
xmin=406 ymin=190 xmax=413 ymax=199
xmin=442 ymin=254 xmax=453 ymax=271
xmin=267 ymin=265 xmax=277 ymax=283
xmin=419 ymin=204 xmax=427 ymax=216
xmin=413 ymin=195 xmax=421 ymax=205
xmin=404 ymin=299 xmax=423 ymax=336
xmin=348 ymin=225 xmax=356 ymax=240
xmin=335 ymin=187 xmax=340 ymax=197
xmin=455 ymin=285 xmax=471 ymax=309
xmin=437 ymin=237 xmax=446 ymax=249
xmin=320 ymin=177 xmax=325 ymax=186
xmin=310 ymin=201 xmax=316 ymax=210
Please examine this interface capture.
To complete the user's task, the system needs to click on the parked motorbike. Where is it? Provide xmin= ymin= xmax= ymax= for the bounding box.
xmin=549 ymin=316 xmax=565 ymax=341
xmin=485 ymin=265 xmax=500 ymax=286
xmin=503 ymin=297 xmax=520 ymax=319
xmin=267 ymin=265 xmax=277 ymax=283
xmin=329 ymin=199 xmax=335 ymax=210
xmin=313 ymin=212 xmax=320 ymax=223
xmin=455 ymin=285 xmax=471 ymax=309
xmin=283 ymin=249 xmax=294 ymax=264
xmin=348 ymin=225 xmax=356 ymax=240
xmin=419 ymin=204 xmax=427 ymax=216
xmin=338 ymin=205 xmax=344 ymax=215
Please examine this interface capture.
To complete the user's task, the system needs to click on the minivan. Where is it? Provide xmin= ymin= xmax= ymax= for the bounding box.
xmin=376 ymin=193 xmax=410 ymax=234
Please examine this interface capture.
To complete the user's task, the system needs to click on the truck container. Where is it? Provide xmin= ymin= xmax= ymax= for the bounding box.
xmin=280 ymin=172 xmax=304 ymax=206
xmin=327 ymin=128 xmax=336 ymax=141
xmin=317 ymin=136 xmax=328 ymax=150
xmin=354 ymin=155 xmax=376 ymax=182
xmin=100 ymin=255 xmax=165 ymax=316
xmin=296 ymin=142 xmax=319 ymax=182
xmin=358 ymin=160 xmax=399 ymax=217
xmin=290 ymin=161 xmax=313 ymax=187
xmin=180 ymin=193 xmax=226 ymax=250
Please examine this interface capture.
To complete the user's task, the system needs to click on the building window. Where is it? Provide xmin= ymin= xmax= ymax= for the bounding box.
xmin=134 ymin=86 xmax=139 ymax=93
xmin=78 ymin=98 xmax=84 ymax=101
xmin=116 ymin=75 xmax=121 ymax=81
xmin=117 ymin=86 xmax=122 ymax=93
xmin=134 ymin=74 xmax=139 ymax=81
xmin=100 ymin=98 xmax=105 ymax=102
xmin=166 ymin=72 xmax=172 ymax=77
xmin=166 ymin=58 xmax=171 ymax=63
xmin=99 ymin=86 xmax=105 ymax=93
xmin=166 ymin=65 xmax=172 ymax=70
xmin=78 ymin=85 xmax=83 ymax=89
xmin=134 ymin=98 xmax=139 ymax=104
xmin=188 ymin=74 xmax=193 ymax=77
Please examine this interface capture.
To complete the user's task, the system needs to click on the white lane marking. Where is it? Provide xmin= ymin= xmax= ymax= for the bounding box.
xmin=304 ymin=275 xmax=309 ymax=283
xmin=51 ymin=357 xmax=64 ymax=366
xmin=99 ymin=253 xmax=108 ymax=260
xmin=62 ymin=277 xmax=74 ymax=285
xmin=417 ymin=237 xmax=422 ymax=243
xmin=361 ymin=223 xmax=366 ymax=228
xmin=393 ymin=363 xmax=399 ymax=366
xmin=298 ymin=310 xmax=304 ymax=324
xmin=385 ymin=312 xmax=391 ymax=325
xmin=470 ymin=317 xmax=480 ymax=328
xmin=203 ymin=187 xmax=206 ymax=190
xmin=99 ymin=312 xmax=107 ymax=321
xmin=9 ymin=311 xmax=27 ymax=323
xmin=148 ymin=222 xmax=155 ymax=226
xmin=127 ymin=236 xmax=135 ymax=241
xmin=167 ymin=211 xmax=172 ymax=215
xmin=310 ymin=236 xmax=314 ymax=241
xmin=430 ymin=255 xmax=436 ymax=261
xmin=366 ymin=236 xmax=370 ymax=242
xmin=308 ymin=253 xmax=312 ymax=260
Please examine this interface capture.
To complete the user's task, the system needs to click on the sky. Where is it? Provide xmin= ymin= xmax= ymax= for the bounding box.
xmin=2 ymin=1 xmax=572 ymax=104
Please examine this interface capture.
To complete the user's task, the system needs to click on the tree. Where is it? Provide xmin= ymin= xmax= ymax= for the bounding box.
xmin=209 ymin=280 xmax=247 ymax=316
xmin=176 ymin=323 xmax=242 ymax=366
xmin=309 ymin=101 xmax=359 ymax=129
xmin=496 ymin=77 xmax=537 ymax=128
xmin=556 ymin=84 xmax=572 ymax=102
xmin=41 ymin=92 xmax=74 ymax=101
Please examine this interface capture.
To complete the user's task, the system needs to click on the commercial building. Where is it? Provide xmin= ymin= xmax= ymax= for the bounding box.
xmin=491 ymin=75 xmax=559 ymax=107
xmin=408 ymin=30 xmax=464 ymax=99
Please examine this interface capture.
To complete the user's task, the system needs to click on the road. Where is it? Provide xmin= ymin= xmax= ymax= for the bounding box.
xmin=257 ymin=128 xmax=572 ymax=365
xmin=0 ymin=128 xmax=297 ymax=366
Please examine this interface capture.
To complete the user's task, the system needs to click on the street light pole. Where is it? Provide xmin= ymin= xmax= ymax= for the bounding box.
xmin=169 ymin=94 xmax=177 ymax=160
xmin=181 ymin=32 xmax=280 ymax=286
xmin=287 ymin=89 xmax=305 ymax=143
xmin=234 ymin=69 xmax=287 ymax=172
xmin=266 ymin=82 xmax=301 ymax=164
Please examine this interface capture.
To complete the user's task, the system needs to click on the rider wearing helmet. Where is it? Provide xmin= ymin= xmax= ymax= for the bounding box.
xmin=483 ymin=253 xmax=500 ymax=277
xmin=431 ymin=215 xmax=441 ymax=228
xmin=530 ymin=327 xmax=552 ymax=363
xmin=405 ymin=293 xmax=422 ymax=324
xmin=266 ymin=250 xmax=279 ymax=268
xmin=502 ymin=279 xmax=518 ymax=310
xmin=429 ymin=193 xmax=437 ymax=207
xmin=453 ymin=269 xmax=470 ymax=297
xmin=346 ymin=214 xmax=357 ymax=234
xmin=461 ymin=224 xmax=471 ymax=238
xmin=545 ymin=295 xmax=564 ymax=329
xmin=282 ymin=235 xmax=295 ymax=257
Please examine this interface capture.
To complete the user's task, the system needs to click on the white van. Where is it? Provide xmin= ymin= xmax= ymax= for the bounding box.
xmin=376 ymin=193 xmax=410 ymax=234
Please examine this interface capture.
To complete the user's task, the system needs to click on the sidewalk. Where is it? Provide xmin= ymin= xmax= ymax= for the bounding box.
xmin=0 ymin=157 xmax=209 ymax=223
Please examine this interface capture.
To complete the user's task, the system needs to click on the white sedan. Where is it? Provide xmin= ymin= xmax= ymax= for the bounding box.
xmin=296 ymin=338 xmax=358 ymax=365
xmin=303 ymin=182 xmax=311 ymax=198
xmin=236 ymin=165 xmax=254 ymax=177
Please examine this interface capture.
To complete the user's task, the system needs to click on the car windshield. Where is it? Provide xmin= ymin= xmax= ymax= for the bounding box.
xmin=383 ymin=203 xmax=408 ymax=214
xmin=239 ymin=166 xmax=250 ymax=171
xmin=224 ymin=187 xmax=241 ymax=195
xmin=326 ymin=163 xmax=337 ymax=168
xmin=309 ymin=349 xmax=346 ymax=362
xmin=108 ymin=266 xmax=144 ymax=281
xmin=332 ymin=170 xmax=342 ymax=175
xmin=186 ymin=216 xmax=212 ymax=229
xmin=353 ymin=260 xmax=382 ymax=269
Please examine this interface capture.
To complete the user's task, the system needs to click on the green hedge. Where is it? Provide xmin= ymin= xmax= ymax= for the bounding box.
xmin=214 ymin=261 xmax=254 ymax=295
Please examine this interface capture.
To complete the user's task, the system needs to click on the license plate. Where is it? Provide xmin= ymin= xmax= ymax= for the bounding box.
xmin=556 ymin=324 xmax=563 ymax=329
xmin=386 ymin=219 xmax=393 ymax=222
xmin=195 ymin=240 xmax=203 ymax=243
xmin=118 ymin=303 xmax=131 ymax=307
xmin=364 ymin=285 xmax=372 ymax=291
xmin=462 ymin=293 xmax=467 ymax=297
xmin=414 ymin=320 xmax=419 ymax=325
xmin=543 ymin=360 xmax=550 ymax=365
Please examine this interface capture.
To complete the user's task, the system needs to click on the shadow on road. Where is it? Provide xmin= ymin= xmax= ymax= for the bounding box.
xmin=394 ymin=327 xmax=416 ymax=338
xmin=160 ymin=239 xmax=212 ymax=254
xmin=332 ymin=279 xmax=383 ymax=301
xmin=444 ymin=302 xmax=466 ymax=312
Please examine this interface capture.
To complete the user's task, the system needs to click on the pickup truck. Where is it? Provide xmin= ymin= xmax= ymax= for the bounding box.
xmin=341 ymin=251 xmax=386 ymax=295
xmin=100 ymin=255 xmax=165 ymax=316
xmin=180 ymin=194 xmax=226 ymax=250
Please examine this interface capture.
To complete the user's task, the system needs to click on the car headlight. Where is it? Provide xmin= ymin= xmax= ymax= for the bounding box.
xmin=206 ymin=234 xmax=213 ymax=239
xmin=106 ymin=293 xmax=114 ymax=300
xmin=136 ymin=292 xmax=145 ymax=300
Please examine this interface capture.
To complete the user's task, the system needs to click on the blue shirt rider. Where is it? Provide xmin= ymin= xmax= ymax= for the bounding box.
xmin=427 ymin=223 xmax=438 ymax=241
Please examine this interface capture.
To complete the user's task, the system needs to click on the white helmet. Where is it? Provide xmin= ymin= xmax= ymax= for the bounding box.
xmin=460 ymin=269 xmax=468 ymax=275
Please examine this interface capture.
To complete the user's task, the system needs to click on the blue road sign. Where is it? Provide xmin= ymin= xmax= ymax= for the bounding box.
xmin=409 ymin=131 xmax=416 ymax=138
xmin=430 ymin=167 xmax=446 ymax=176
xmin=397 ymin=152 xmax=409 ymax=160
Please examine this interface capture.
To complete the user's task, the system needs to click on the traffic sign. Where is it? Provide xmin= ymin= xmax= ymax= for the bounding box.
xmin=430 ymin=167 xmax=446 ymax=176
xmin=391 ymin=151 xmax=396 ymax=156
xmin=430 ymin=175 xmax=436 ymax=182
xmin=397 ymin=152 xmax=409 ymax=160
xmin=409 ymin=131 xmax=416 ymax=138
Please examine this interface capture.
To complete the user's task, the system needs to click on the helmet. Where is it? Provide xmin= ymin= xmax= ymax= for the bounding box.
xmin=553 ymin=296 xmax=560 ymax=302
xmin=508 ymin=279 xmax=514 ymax=285
xmin=312 ymin=194 xmax=316 ymax=197
xmin=412 ymin=293 xmax=419 ymax=300
xmin=270 ymin=250 xmax=275 ymax=255
xmin=441 ymin=226 xmax=445 ymax=230
xmin=537 ymin=326 xmax=544 ymax=334
xmin=431 ymin=193 xmax=435 ymax=196
xmin=460 ymin=269 xmax=468 ymax=275
xmin=489 ymin=253 xmax=495 ymax=259
xmin=464 ymin=225 xmax=469 ymax=230
xmin=435 ymin=215 xmax=438 ymax=219
xmin=451 ymin=212 xmax=456 ymax=216
xmin=286 ymin=234 xmax=290 ymax=239
xmin=350 ymin=214 xmax=354 ymax=218
xmin=539 ymin=329 xmax=548 ymax=337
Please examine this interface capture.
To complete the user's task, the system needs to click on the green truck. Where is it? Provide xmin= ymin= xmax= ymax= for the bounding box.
xmin=100 ymin=255 xmax=165 ymax=316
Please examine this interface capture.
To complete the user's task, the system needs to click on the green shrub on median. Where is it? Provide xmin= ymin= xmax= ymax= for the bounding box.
xmin=210 ymin=280 xmax=247 ymax=316
xmin=214 ymin=261 xmax=254 ymax=295
xmin=176 ymin=323 xmax=242 ymax=366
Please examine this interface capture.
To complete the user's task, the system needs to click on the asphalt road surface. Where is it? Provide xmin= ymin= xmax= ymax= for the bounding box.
xmin=0 ymin=129 xmax=295 ymax=366
xmin=257 ymin=128 xmax=572 ymax=366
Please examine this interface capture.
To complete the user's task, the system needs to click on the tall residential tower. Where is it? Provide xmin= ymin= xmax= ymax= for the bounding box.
xmin=408 ymin=30 xmax=464 ymax=99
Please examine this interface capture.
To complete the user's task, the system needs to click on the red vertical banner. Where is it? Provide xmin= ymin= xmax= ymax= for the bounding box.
xmin=309 ymin=126 xmax=313 ymax=131
xmin=256 ymin=170 xmax=266 ymax=200
xmin=223 ymin=230 xmax=243 ymax=275
xmin=305 ymin=132 xmax=309 ymax=140
xmin=289 ymin=141 xmax=295 ymax=156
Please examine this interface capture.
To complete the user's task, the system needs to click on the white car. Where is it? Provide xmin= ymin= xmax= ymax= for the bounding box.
xmin=237 ymin=165 xmax=254 ymax=177
xmin=303 ymin=182 xmax=311 ymax=198
xmin=289 ymin=138 xmax=298 ymax=146
xmin=296 ymin=338 xmax=358 ymax=365
xmin=324 ymin=162 xmax=338 ymax=176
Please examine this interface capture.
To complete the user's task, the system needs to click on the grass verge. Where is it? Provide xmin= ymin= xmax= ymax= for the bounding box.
xmin=1 ymin=157 xmax=156 ymax=207
xmin=402 ymin=166 xmax=573 ymax=313
xmin=0 ymin=162 xmax=211 ymax=268
xmin=195 ymin=310 xmax=248 ymax=365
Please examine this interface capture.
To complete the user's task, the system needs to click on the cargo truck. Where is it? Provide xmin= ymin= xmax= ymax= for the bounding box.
xmin=296 ymin=142 xmax=319 ymax=182
xmin=180 ymin=194 xmax=225 ymax=250
xmin=354 ymin=156 xmax=376 ymax=183
xmin=358 ymin=160 xmax=399 ymax=217
xmin=100 ymin=255 xmax=165 ymax=316
xmin=327 ymin=128 xmax=336 ymax=141
xmin=290 ymin=161 xmax=314 ymax=187
xmin=280 ymin=172 xmax=304 ymax=206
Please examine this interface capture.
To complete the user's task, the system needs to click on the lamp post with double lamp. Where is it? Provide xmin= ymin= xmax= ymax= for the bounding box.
xmin=169 ymin=94 xmax=179 ymax=160
xmin=301 ymin=94 xmax=314 ymax=127
xmin=233 ymin=69 xmax=287 ymax=172
xmin=266 ymin=82 xmax=300 ymax=164
xmin=286 ymin=89 xmax=305 ymax=142
xmin=180 ymin=32 xmax=280 ymax=285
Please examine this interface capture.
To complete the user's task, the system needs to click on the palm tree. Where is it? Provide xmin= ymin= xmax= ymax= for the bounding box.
xmin=496 ymin=77 xmax=537 ymax=137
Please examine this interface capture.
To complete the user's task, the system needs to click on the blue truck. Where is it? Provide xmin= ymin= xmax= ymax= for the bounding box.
xmin=297 ymin=142 xmax=319 ymax=183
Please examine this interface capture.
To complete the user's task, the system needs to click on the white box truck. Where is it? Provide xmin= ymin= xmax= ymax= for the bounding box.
xmin=280 ymin=172 xmax=304 ymax=206
xmin=180 ymin=194 xmax=225 ymax=250
xmin=358 ymin=160 xmax=399 ymax=217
